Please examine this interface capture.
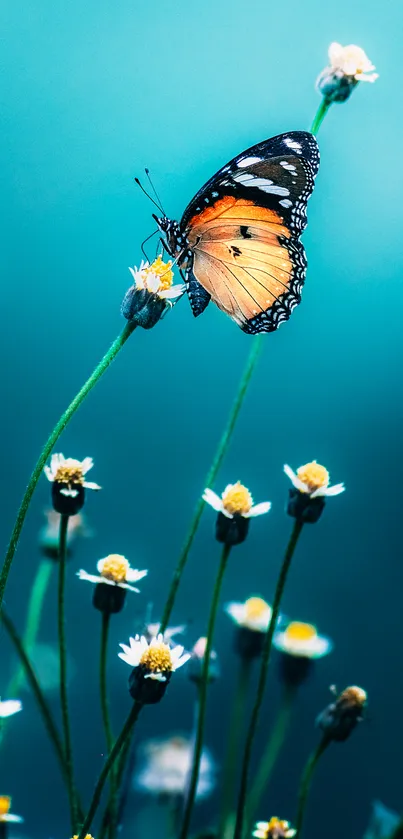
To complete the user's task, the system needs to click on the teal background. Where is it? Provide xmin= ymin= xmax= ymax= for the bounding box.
xmin=1 ymin=0 xmax=402 ymax=836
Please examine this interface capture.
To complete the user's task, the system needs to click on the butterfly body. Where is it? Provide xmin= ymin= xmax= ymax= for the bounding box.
xmin=155 ymin=131 xmax=319 ymax=334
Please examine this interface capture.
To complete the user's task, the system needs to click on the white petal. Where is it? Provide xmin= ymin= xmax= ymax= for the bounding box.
xmin=312 ymin=483 xmax=345 ymax=498
xmin=357 ymin=72 xmax=378 ymax=82
xmin=0 ymin=699 xmax=22 ymax=718
xmin=202 ymin=489 xmax=224 ymax=512
xmin=328 ymin=42 xmax=344 ymax=66
xmin=83 ymin=481 xmax=101 ymax=491
xmin=117 ymin=581 xmax=140 ymax=592
xmin=144 ymin=672 xmax=167 ymax=682
xmin=170 ymin=644 xmax=185 ymax=663
xmin=44 ymin=465 xmax=54 ymax=482
xmin=255 ymin=824 xmax=269 ymax=832
xmin=126 ymin=568 xmax=148 ymax=583
xmin=159 ymin=284 xmax=186 ymax=300
xmin=77 ymin=570 xmax=101 ymax=585
xmin=225 ymin=602 xmax=245 ymax=625
xmin=97 ymin=558 xmax=106 ymax=574
xmin=173 ymin=652 xmax=191 ymax=670
xmin=283 ymin=464 xmax=308 ymax=493
xmin=247 ymin=501 xmax=272 ymax=517
xmin=1 ymin=814 xmax=24 ymax=823
xmin=118 ymin=651 xmax=137 ymax=666
xmin=80 ymin=457 xmax=94 ymax=474
xmin=60 ymin=487 xmax=79 ymax=497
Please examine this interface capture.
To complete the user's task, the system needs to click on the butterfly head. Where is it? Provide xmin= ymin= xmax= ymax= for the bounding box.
xmin=153 ymin=214 xmax=188 ymax=260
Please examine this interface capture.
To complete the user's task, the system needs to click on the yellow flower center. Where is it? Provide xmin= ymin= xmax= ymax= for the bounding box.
xmin=266 ymin=818 xmax=292 ymax=837
xmin=143 ymin=255 xmax=174 ymax=291
xmin=244 ymin=597 xmax=269 ymax=620
xmin=284 ymin=622 xmax=317 ymax=643
xmin=222 ymin=482 xmax=252 ymax=515
xmin=0 ymin=798 xmax=11 ymax=817
xmin=72 ymin=835 xmax=94 ymax=839
xmin=55 ymin=462 xmax=84 ymax=485
xmin=297 ymin=461 xmax=329 ymax=492
xmin=140 ymin=641 xmax=173 ymax=673
xmin=100 ymin=554 xmax=129 ymax=583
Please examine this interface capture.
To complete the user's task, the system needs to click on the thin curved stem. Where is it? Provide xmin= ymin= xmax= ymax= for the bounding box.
xmin=77 ymin=701 xmax=142 ymax=839
xmin=233 ymin=519 xmax=304 ymax=839
xmin=246 ymin=685 xmax=296 ymax=824
xmin=311 ymin=98 xmax=332 ymax=136
xmin=160 ymin=335 xmax=262 ymax=633
xmin=179 ymin=542 xmax=232 ymax=839
xmin=100 ymin=612 xmax=116 ymax=839
xmin=219 ymin=656 xmax=252 ymax=839
xmin=0 ymin=321 xmax=136 ymax=614
xmin=58 ymin=514 xmax=78 ymax=833
xmin=0 ymin=609 xmax=67 ymax=787
xmin=0 ymin=558 xmax=54 ymax=748
xmin=295 ymin=735 xmax=330 ymax=837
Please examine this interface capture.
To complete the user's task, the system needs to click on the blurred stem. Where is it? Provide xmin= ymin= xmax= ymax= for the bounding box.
xmin=99 ymin=612 xmax=116 ymax=839
xmin=219 ymin=656 xmax=253 ymax=839
xmin=160 ymin=335 xmax=262 ymax=633
xmin=295 ymin=735 xmax=330 ymax=837
xmin=77 ymin=701 xmax=142 ymax=839
xmin=233 ymin=519 xmax=304 ymax=839
xmin=179 ymin=542 xmax=232 ymax=839
xmin=0 ymin=321 xmax=137 ymax=615
xmin=0 ymin=558 xmax=54 ymax=747
xmin=58 ymin=514 xmax=78 ymax=834
xmin=0 ymin=608 xmax=85 ymax=822
xmin=311 ymin=98 xmax=332 ymax=136
xmin=246 ymin=685 xmax=296 ymax=824
xmin=390 ymin=820 xmax=403 ymax=839
xmin=167 ymin=796 xmax=182 ymax=839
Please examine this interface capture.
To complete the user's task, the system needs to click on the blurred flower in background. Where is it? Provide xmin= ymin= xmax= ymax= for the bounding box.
xmin=0 ymin=701 xmax=22 ymax=719
xmin=188 ymin=636 xmax=220 ymax=684
xmin=274 ymin=621 xmax=333 ymax=687
xmin=135 ymin=735 xmax=216 ymax=800
xmin=253 ymin=817 xmax=296 ymax=838
xmin=316 ymin=42 xmax=378 ymax=103
xmin=226 ymin=596 xmax=273 ymax=659
xmin=0 ymin=797 xmax=23 ymax=824
xmin=363 ymin=801 xmax=400 ymax=839
xmin=39 ymin=509 xmax=88 ymax=560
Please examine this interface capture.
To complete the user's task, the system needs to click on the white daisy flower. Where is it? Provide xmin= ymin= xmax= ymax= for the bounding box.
xmin=253 ymin=818 xmax=296 ymax=839
xmin=203 ymin=481 xmax=271 ymax=519
xmin=284 ymin=461 xmax=344 ymax=498
xmin=328 ymin=42 xmax=378 ymax=82
xmin=225 ymin=597 xmax=273 ymax=632
xmin=135 ymin=735 xmax=216 ymax=799
xmin=0 ymin=797 xmax=23 ymax=824
xmin=274 ymin=621 xmax=333 ymax=659
xmin=0 ymin=700 xmax=22 ymax=718
xmin=78 ymin=554 xmax=147 ymax=592
xmin=44 ymin=453 xmax=101 ymax=498
xmin=128 ymin=256 xmax=185 ymax=301
xmin=118 ymin=634 xmax=190 ymax=683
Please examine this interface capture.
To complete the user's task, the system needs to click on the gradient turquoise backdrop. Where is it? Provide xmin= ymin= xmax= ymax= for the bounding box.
xmin=1 ymin=0 xmax=402 ymax=836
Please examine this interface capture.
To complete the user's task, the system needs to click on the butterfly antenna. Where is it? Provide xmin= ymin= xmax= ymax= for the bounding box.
xmin=134 ymin=177 xmax=164 ymax=214
xmin=145 ymin=168 xmax=165 ymax=216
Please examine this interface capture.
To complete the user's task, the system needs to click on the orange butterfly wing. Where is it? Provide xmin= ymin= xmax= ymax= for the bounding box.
xmin=186 ymin=196 xmax=303 ymax=333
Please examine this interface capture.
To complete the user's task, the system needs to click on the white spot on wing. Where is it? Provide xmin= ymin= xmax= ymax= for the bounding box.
xmin=279 ymin=199 xmax=293 ymax=208
xmin=284 ymin=137 xmax=302 ymax=153
xmin=237 ymin=156 xmax=262 ymax=168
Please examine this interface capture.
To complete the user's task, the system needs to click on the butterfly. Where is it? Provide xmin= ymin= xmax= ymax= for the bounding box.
xmin=153 ymin=131 xmax=320 ymax=334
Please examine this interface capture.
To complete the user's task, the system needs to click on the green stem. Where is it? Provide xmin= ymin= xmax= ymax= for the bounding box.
xmin=233 ymin=519 xmax=304 ymax=839
xmin=9 ymin=559 xmax=54 ymax=696
xmin=58 ymin=514 xmax=78 ymax=833
xmin=311 ymin=98 xmax=332 ymax=136
xmin=0 ymin=322 xmax=136 ymax=614
xmin=100 ymin=612 xmax=116 ymax=839
xmin=295 ymin=735 xmax=330 ymax=837
xmin=246 ymin=685 xmax=296 ymax=824
xmin=219 ymin=656 xmax=253 ymax=839
xmin=179 ymin=543 xmax=232 ymax=839
xmin=78 ymin=702 xmax=142 ymax=839
xmin=160 ymin=335 xmax=262 ymax=633
xmin=0 ymin=608 xmax=68 ymax=790
xmin=0 ymin=558 xmax=54 ymax=750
